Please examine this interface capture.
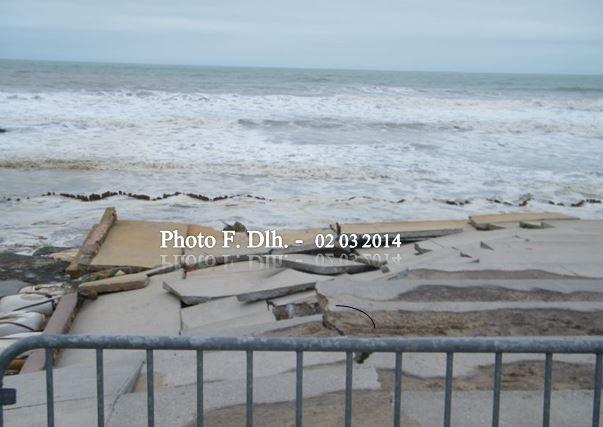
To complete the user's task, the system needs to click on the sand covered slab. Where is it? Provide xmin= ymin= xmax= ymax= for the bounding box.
xmin=332 ymin=219 xmax=467 ymax=238
xmin=110 ymin=363 xmax=379 ymax=427
xmin=90 ymin=220 xmax=189 ymax=269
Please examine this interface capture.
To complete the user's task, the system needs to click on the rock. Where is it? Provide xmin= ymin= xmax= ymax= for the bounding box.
xmin=0 ymin=251 xmax=69 ymax=284
xmin=222 ymin=221 xmax=247 ymax=232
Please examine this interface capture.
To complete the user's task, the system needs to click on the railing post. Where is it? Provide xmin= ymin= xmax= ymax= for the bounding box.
xmin=345 ymin=352 xmax=353 ymax=427
xmin=593 ymin=353 xmax=602 ymax=427
xmin=146 ymin=349 xmax=155 ymax=427
xmin=96 ymin=349 xmax=104 ymax=427
xmin=45 ymin=349 xmax=54 ymax=427
xmin=246 ymin=350 xmax=253 ymax=427
xmin=444 ymin=352 xmax=454 ymax=427
xmin=197 ymin=350 xmax=204 ymax=427
xmin=543 ymin=353 xmax=553 ymax=427
xmin=296 ymin=351 xmax=303 ymax=427
xmin=393 ymin=352 xmax=403 ymax=427
xmin=492 ymin=352 xmax=502 ymax=427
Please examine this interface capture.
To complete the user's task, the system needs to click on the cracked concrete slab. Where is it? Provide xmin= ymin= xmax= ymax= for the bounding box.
xmin=58 ymin=272 xmax=180 ymax=366
xmin=180 ymin=296 xmax=272 ymax=333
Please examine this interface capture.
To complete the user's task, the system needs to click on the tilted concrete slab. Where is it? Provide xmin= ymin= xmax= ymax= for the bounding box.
xmin=270 ymin=253 xmax=370 ymax=275
xmin=162 ymin=261 xmax=283 ymax=305
xmin=316 ymin=277 xmax=603 ymax=302
xmin=183 ymin=314 xmax=324 ymax=337
xmin=332 ymin=219 xmax=469 ymax=236
xmin=267 ymin=290 xmax=317 ymax=306
xmin=180 ymin=296 xmax=271 ymax=333
xmin=58 ymin=272 xmax=181 ymax=366
xmin=236 ymin=268 xmax=333 ymax=302
xmin=78 ymin=271 xmax=149 ymax=294
xmin=366 ymin=220 xmax=603 ymax=278
xmin=90 ymin=220 xmax=189 ymax=269
xmin=110 ymin=363 xmax=380 ymax=427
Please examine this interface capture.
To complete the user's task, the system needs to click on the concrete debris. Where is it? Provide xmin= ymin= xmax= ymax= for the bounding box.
xmin=6 ymin=208 xmax=603 ymax=425
xmin=269 ymin=253 xmax=371 ymax=275
xmin=519 ymin=220 xmax=554 ymax=229
xmin=78 ymin=271 xmax=149 ymax=294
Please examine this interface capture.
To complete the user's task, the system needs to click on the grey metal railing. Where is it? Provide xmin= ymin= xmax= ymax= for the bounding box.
xmin=0 ymin=335 xmax=602 ymax=427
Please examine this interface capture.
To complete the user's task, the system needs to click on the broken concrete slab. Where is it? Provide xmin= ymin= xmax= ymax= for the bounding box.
xmin=317 ymin=277 xmax=603 ymax=302
xmin=66 ymin=207 xmax=117 ymax=277
xmin=236 ymin=268 xmax=333 ymax=302
xmin=78 ymin=271 xmax=149 ymax=294
xmin=21 ymin=292 xmax=78 ymax=373
xmin=180 ymin=296 xmax=272 ymax=333
xmin=110 ymin=363 xmax=379 ymax=427
xmin=4 ymin=354 xmax=141 ymax=427
xmin=90 ymin=219 xmax=189 ymax=270
xmin=6 ymin=353 xmax=142 ymax=408
xmin=331 ymin=219 xmax=467 ymax=241
xmin=469 ymin=212 xmax=578 ymax=230
xmin=266 ymin=290 xmax=316 ymax=306
xmin=268 ymin=253 xmax=370 ymax=275
xmin=58 ymin=272 xmax=181 ymax=366
xmin=163 ymin=261 xmax=282 ymax=305
xmin=376 ymin=220 xmax=603 ymax=278
xmin=183 ymin=227 xmax=266 ymax=267
xmin=135 ymin=349 xmax=346 ymax=389
xmin=183 ymin=314 xmax=324 ymax=337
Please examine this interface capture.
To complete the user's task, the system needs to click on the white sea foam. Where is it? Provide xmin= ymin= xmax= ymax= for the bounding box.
xmin=1 ymin=64 xmax=602 ymax=251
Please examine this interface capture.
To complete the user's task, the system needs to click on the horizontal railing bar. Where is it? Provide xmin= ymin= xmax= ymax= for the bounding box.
xmin=2 ymin=336 xmax=603 ymax=362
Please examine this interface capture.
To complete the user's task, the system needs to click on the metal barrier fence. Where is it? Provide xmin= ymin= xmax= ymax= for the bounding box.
xmin=0 ymin=335 xmax=602 ymax=427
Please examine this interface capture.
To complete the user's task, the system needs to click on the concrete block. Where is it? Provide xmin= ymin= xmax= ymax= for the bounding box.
xmin=78 ymin=272 xmax=149 ymax=294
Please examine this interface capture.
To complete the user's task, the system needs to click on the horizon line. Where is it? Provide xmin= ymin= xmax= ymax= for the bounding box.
xmin=1 ymin=57 xmax=602 ymax=78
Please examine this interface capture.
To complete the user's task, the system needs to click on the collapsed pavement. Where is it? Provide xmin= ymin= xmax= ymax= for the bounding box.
xmin=1 ymin=208 xmax=602 ymax=426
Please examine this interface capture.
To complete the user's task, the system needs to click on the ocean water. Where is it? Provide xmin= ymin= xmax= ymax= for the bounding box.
xmin=1 ymin=59 xmax=602 ymax=251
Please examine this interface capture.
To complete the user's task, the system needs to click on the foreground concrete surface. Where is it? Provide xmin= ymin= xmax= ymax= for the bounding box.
xmin=5 ymin=216 xmax=603 ymax=426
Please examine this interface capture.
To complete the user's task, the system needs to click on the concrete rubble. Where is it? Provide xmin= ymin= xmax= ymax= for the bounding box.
xmin=1 ymin=208 xmax=603 ymax=425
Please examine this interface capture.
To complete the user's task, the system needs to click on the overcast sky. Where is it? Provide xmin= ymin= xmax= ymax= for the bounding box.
xmin=1 ymin=0 xmax=602 ymax=74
